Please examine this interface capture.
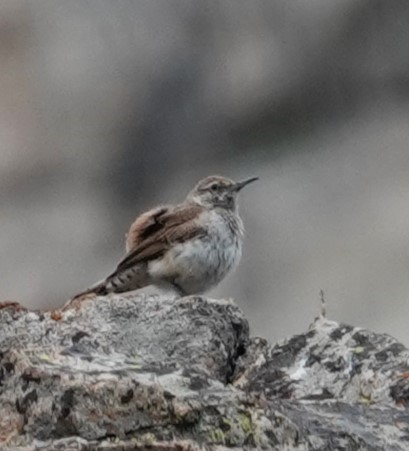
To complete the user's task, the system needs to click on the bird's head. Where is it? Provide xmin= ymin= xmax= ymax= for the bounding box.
xmin=187 ymin=175 xmax=258 ymax=211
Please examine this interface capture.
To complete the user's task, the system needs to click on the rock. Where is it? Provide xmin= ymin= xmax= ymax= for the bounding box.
xmin=1 ymin=294 xmax=409 ymax=450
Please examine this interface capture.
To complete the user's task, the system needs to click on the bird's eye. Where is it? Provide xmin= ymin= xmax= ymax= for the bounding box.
xmin=209 ymin=183 xmax=218 ymax=191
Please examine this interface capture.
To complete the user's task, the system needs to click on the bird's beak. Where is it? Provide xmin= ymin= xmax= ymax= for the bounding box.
xmin=231 ymin=177 xmax=259 ymax=192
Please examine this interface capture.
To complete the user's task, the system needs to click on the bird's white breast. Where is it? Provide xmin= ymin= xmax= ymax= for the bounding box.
xmin=148 ymin=209 xmax=243 ymax=294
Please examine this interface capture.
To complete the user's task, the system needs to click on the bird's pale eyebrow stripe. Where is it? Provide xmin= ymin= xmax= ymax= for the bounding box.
xmin=201 ymin=180 xmax=230 ymax=190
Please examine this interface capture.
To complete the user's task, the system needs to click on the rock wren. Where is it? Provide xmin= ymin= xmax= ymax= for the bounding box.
xmin=65 ymin=175 xmax=257 ymax=308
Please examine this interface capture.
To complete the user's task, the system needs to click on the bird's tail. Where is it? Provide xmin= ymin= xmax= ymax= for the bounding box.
xmin=61 ymin=264 xmax=150 ymax=311
xmin=61 ymin=279 xmax=108 ymax=311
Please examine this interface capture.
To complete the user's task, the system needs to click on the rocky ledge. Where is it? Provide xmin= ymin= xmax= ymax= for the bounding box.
xmin=1 ymin=294 xmax=409 ymax=450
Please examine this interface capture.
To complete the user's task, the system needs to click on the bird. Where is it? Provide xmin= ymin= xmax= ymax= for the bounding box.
xmin=63 ymin=175 xmax=258 ymax=309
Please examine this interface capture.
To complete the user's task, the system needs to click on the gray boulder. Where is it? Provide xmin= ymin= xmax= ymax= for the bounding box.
xmin=0 ymin=294 xmax=409 ymax=450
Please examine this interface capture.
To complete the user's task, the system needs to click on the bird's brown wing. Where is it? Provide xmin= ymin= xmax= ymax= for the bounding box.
xmin=125 ymin=205 xmax=170 ymax=252
xmin=117 ymin=203 xmax=206 ymax=273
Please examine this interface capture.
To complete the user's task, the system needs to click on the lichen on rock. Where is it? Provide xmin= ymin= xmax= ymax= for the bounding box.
xmin=1 ymin=294 xmax=409 ymax=450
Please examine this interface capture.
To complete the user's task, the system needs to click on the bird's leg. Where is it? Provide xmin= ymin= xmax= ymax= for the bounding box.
xmin=171 ymin=280 xmax=188 ymax=298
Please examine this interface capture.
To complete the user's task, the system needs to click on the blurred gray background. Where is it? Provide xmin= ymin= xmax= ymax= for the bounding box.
xmin=2 ymin=0 xmax=409 ymax=344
